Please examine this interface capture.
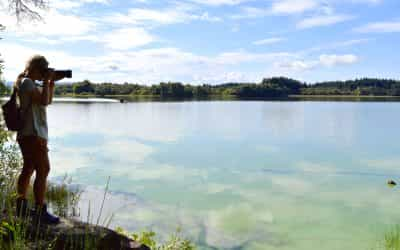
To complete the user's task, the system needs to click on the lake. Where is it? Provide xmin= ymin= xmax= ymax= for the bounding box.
xmin=45 ymin=98 xmax=400 ymax=250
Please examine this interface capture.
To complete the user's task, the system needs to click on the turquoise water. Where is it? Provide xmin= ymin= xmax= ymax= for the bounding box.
xmin=47 ymin=100 xmax=400 ymax=249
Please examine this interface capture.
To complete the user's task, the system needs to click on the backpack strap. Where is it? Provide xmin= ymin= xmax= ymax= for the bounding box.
xmin=11 ymin=87 xmax=17 ymax=99
xmin=8 ymin=87 xmax=18 ymax=105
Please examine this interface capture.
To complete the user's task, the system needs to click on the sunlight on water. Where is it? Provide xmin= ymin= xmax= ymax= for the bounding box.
xmin=47 ymin=100 xmax=400 ymax=249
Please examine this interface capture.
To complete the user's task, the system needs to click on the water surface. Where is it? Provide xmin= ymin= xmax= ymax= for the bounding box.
xmin=46 ymin=99 xmax=400 ymax=250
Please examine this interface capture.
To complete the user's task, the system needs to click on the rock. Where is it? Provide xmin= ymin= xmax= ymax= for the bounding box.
xmin=387 ymin=179 xmax=397 ymax=187
xmin=1 ymin=214 xmax=150 ymax=250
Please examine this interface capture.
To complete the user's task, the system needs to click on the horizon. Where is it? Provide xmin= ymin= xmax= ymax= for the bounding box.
xmin=4 ymin=76 xmax=400 ymax=86
xmin=1 ymin=0 xmax=399 ymax=85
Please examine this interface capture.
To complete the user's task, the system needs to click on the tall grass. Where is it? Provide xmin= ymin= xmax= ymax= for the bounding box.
xmin=374 ymin=226 xmax=400 ymax=250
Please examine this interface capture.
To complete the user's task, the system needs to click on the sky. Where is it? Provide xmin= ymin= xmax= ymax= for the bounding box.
xmin=0 ymin=0 xmax=399 ymax=85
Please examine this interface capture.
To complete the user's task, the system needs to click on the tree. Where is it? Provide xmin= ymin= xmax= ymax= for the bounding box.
xmin=72 ymin=80 xmax=95 ymax=95
xmin=0 ymin=25 xmax=5 ymax=95
xmin=0 ymin=0 xmax=49 ymax=96
xmin=5 ymin=0 xmax=48 ymax=22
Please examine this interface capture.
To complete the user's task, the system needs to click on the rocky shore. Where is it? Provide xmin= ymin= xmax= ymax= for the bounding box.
xmin=0 ymin=213 xmax=150 ymax=250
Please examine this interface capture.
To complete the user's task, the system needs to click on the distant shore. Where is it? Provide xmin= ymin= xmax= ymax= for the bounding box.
xmin=289 ymin=95 xmax=400 ymax=99
xmin=2 ymin=94 xmax=400 ymax=101
xmin=58 ymin=94 xmax=400 ymax=99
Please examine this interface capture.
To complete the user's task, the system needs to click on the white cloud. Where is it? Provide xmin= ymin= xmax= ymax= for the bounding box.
xmin=50 ymin=0 xmax=109 ymax=10
xmin=215 ymin=51 xmax=294 ymax=65
xmin=356 ymin=21 xmax=400 ymax=33
xmin=50 ymin=0 xmax=81 ymax=9
xmin=105 ymin=5 xmax=221 ymax=26
xmin=275 ymin=54 xmax=359 ymax=71
xmin=195 ymin=12 xmax=222 ymax=22
xmin=233 ymin=0 xmax=381 ymax=19
xmin=303 ymin=38 xmax=371 ymax=53
xmin=81 ymin=0 xmax=109 ymax=3
xmin=271 ymin=0 xmax=319 ymax=14
xmin=231 ymin=6 xmax=268 ymax=19
xmin=276 ymin=60 xmax=317 ymax=71
xmin=0 ymin=9 xmax=95 ymax=36
xmin=106 ymin=8 xmax=183 ymax=25
xmin=319 ymin=54 xmax=359 ymax=66
xmin=253 ymin=37 xmax=285 ymax=45
xmin=20 ymin=37 xmax=61 ymax=45
xmin=233 ymin=0 xmax=321 ymax=19
xmin=297 ymin=14 xmax=354 ymax=29
xmin=189 ymin=0 xmax=249 ymax=6
xmin=0 ymin=41 xmax=360 ymax=85
xmin=331 ymin=38 xmax=371 ymax=47
xmin=103 ymin=28 xmax=154 ymax=50
xmin=349 ymin=0 xmax=382 ymax=4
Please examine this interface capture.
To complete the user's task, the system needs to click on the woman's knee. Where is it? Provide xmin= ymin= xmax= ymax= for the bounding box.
xmin=36 ymin=165 xmax=50 ymax=179
xmin=33 ymin=151 xmax=50 ymax=178
xmin=19 ymin=167 xmax=34 ymax=181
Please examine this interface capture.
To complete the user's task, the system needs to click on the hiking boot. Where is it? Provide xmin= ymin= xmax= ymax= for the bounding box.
xmin=34 ymin=204 xmax=60 ymax=225
xmin=16 ymin=197 xmax=29 ymax=218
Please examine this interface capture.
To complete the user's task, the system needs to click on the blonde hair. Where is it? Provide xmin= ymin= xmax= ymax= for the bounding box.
xmin=14 ymin=55 xmax=49 ymax=89
xmin=24 ymin=54 xmax=49 ymax=75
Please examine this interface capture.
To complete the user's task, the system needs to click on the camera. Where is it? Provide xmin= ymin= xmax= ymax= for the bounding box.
xmin=48 ymin=68 xmax=72 ymax=79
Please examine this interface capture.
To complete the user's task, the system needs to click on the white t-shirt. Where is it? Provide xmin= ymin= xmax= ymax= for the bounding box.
xmin=17 ymin=78 xmax=48 ymax=141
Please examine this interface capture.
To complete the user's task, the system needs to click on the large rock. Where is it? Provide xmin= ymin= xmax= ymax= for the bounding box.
xmin=1 ymin=214 xmax=150 ymax=250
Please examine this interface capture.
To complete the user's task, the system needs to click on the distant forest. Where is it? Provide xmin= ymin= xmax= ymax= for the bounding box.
xmin=1 ymin=77 xmax=400 ymax=98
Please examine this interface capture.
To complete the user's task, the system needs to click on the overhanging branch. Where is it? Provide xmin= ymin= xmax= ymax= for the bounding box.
xmin=7 ymin=0 xmax=48 ymax=22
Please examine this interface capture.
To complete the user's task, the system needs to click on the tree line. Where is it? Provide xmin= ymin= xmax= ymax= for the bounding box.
xmin=51 ymin=77 xmax=305 ymax=98
xmin=301 ymin=78 xmax=400 ymax=96
xmin=1 ymin=77 xmax=400 ymax=98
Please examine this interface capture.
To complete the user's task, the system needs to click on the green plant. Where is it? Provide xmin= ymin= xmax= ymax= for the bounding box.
xmin=116 ymin=227 xmax=196 ymax=250
xmin=383 ymin=226 xmax=400 ymax=250
xmin=373 ymin=226 xmax=400 ymax=250
xmin=43 ymin=176 xmax=82 ymax=218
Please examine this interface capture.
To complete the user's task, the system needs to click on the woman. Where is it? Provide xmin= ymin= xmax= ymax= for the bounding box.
xmin=15 ymin=55 xmax=63 ymax=224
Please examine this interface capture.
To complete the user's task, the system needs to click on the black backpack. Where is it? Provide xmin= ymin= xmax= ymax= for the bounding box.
xmin=1 ymin=88 xmax=23 ymax=131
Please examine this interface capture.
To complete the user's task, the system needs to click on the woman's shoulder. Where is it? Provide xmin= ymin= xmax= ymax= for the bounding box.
xmin=19 ymin=78 xmax=35 ymax=91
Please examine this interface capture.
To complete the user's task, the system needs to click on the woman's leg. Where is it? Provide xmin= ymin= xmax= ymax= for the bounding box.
xmin=17 ymin=137 xmax=35 ymax=199
xmin=31 ymin=137 xmax=59 ymax=224
xmin=17 ymin=164 xmax=35 ymax=199
xmin=32 ymin=137 xmax=50 ymax=206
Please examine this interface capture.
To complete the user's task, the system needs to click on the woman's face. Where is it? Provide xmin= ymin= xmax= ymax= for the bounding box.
xmin=29 ymin=67 xmax=48 ymax=81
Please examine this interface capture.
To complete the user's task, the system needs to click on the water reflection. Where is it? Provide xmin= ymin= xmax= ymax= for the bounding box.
xmin=46 ymin=100 xmax=400 ymax=250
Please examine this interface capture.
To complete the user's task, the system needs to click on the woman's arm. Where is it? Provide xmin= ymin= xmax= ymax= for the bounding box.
xmin=30 ymin=72 xmax=54 ymax=106
xmin=31 ymin=83 xmax=50 ymax=106
xmin=48 ymin=80 xmax=55 ymax=104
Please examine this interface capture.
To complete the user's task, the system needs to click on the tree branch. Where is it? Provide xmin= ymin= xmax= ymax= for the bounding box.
xmin=7 ymin=0 xmax=48 ymax=22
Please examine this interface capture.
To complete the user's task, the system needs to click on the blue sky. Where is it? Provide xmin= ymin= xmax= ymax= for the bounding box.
xmin=0 ymin=0 xmax=399 ymax=84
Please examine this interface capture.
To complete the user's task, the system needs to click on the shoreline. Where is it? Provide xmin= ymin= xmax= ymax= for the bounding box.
xmin=289 ymin=94 xmax=400 ymax=98
xmin=1 ymin=94 xmax=400 ymax=101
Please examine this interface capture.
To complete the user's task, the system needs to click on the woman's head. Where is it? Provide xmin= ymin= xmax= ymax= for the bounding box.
xmin=24 ymin=55 xmax=49 ymax=81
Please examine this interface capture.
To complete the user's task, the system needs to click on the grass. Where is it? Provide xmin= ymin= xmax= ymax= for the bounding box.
xmin=372 ymin=226 xmax=400 ymax=250
xmin=383 ymin=226 xmax=400 ymax=250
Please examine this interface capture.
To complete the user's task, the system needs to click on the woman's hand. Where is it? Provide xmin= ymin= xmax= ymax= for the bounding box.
xmin=43 ymin=70 xmax=55 ymax=86
xmin=52 ymin=73 xmax=66 ymax=82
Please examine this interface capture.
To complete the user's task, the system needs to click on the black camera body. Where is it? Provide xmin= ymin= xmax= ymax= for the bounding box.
xmin=48 ymin=68 xmax=72 ymax=79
